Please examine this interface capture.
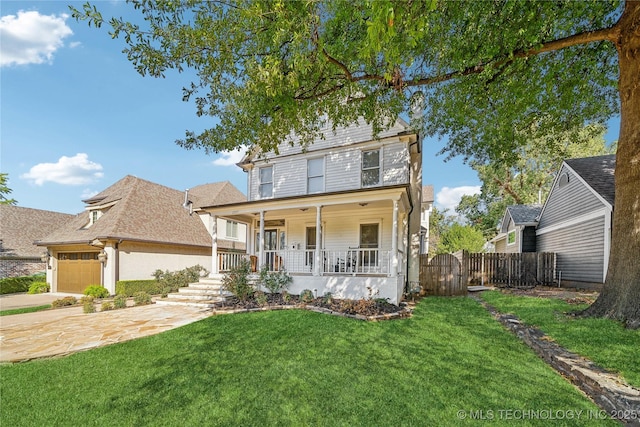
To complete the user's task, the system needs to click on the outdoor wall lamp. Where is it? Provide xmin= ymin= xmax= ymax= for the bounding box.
xmin=98 ymin=251 xmax=108 ymax=264
xmin=40 ymin=251 xmax=52 ymax=269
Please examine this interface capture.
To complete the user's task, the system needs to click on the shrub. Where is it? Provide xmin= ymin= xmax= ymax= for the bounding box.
xmin=300 ymin=289 xmax=314 ymax=303
xmin=322 ymin=292 xmax=333 ymax=305
xmin=255 ymin=291 xmax=268 ymax=306
xmin=83 ymin=285 xmax=109 ymax=299
xmin=258 ymin=266 xmax=293 ymax=294
xmin=0 ymin=276 xmax=36 ymax=295
xmin=115 ymin=280 xmax=161 ymax=297
xmin=79 ymin=296 xmax=94 ymax=305
xmin=100 ymin=301 xmax=114 ymax=311
xmin=83 ymin=299 xmax=96 ymax=314
xmin=221 ymin=259 xmax=254 ymax=301
xmin=27 ymin=281 xmax=50 ymax=294
xmin=113 ymin=294 xmax=128 ymax=309
xmin=133 ymin=291 xmax=152 ymax=306
xmin=152 ymin=265 xmax=208 ymax=293
xmin=51 ymin=296 xmax=77 ymax=308
xmin=282 ymin=290 xmax=291 ymax=303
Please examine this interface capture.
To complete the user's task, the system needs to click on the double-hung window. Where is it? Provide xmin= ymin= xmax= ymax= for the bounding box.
xmin=307 ymin=157 xmax=324 ymax=194
xmin=361 ymin=149 xmax=380 ymax=187
xmin=226 ymin=221 xmax=239 ymax=240
xmin=259 ymin=166 xmax=273 ymax=198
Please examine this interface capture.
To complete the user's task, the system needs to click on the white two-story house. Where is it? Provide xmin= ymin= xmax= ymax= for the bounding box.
xmin=198 ymin=118 xmax=422 ymax=304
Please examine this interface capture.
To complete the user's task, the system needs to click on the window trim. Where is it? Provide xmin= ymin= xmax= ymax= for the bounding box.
xmin=226 ymin=220 xmax=239 ymax=240
xmin=306 ymin=157 xmax=325 ymax=194
xmin=361 ymin=148 xmax=381 ymax=188
xmin=259 ymin=165 xmax=274 ymax=199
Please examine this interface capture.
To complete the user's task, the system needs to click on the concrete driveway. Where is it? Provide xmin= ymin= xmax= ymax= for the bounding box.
xmin=0 ymin=293 xmax=212 ymax=363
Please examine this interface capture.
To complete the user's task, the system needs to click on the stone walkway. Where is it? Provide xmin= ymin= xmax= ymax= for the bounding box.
xmin=0 ymin=303 xmax=212 ymax=363
xmin=472 ymin=295 xmax=640 ymax=425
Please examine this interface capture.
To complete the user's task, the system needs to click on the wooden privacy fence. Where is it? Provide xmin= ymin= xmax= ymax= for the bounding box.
xmin=420 ymin=251 xmax=556 ymax=295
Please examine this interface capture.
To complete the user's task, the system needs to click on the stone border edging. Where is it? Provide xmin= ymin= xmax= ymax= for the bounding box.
xmin=472 ymin=295 xmax=640 ymax=425
xmin=210 ymin=304 xmax=412 ymax=321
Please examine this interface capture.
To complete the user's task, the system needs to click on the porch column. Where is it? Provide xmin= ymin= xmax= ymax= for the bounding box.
xmin=103 ymin=242 xmax=117 ymax=294
xmin=259 ymin=210 xmax=265 ymax=269
xmin=210 ymin=214 xmax=219 ymax=275
xmin=391 ymin=200 xmax=399 ymax=277
xmin=314 ymin=205 xmax=322 ymax=276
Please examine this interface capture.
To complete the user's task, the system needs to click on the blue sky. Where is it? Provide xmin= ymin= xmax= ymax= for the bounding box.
xmin=1 ymin=2 xmax=619 ymax=215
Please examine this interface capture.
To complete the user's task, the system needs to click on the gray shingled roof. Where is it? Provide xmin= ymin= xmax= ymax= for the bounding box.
xmin=37 ymin=176 xmax=243 ymax=247
xmin=0 ymin=205 xmax=74 ymax=257
xmin=506 ymin=204 xmax=542 ymax=225
xmin=422 ymin=185 xmax=434 ymax=204
xmin=565 ymin=154 xmax=615 ymax=206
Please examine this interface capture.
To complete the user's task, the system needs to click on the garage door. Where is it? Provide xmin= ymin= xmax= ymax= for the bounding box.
xmin=57 ymin=252 xmax=101 ymax=293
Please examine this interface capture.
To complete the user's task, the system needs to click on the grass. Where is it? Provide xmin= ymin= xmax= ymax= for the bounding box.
xmin=0 ymin=305 xmax=51 ymax=316
xmin=481 ymin=290 xmax=640 ymax=388
xmin=0 ymin=297 xmax=617 ymax=426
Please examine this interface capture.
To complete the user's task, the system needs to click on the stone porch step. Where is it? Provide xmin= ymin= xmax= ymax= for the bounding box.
xmin=155 ymin=298 xmax=223 ymax=308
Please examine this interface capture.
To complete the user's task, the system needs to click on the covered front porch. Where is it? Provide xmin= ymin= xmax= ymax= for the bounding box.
xmin=203 ymin=186 xmax=413 ymax=304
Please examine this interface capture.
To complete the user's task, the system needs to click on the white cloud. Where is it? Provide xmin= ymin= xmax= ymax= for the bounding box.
xmin=212 ymin=147 xmax=247 ymax=167
xmin=21 ymin=153 xmax=104 ymax=186
xmin=81 ymin=188 xmax=99 ymax=199
xmin=0 ymin=10 xmax=73 ymax=67
xmin=436 ymin=185 xmax=481 ymax=213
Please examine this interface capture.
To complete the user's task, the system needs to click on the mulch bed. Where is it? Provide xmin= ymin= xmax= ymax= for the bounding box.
xmin=211 ymin=293 xmax=411 ymax=321
xmin=497 ymin=286 xmax=600 ymax=305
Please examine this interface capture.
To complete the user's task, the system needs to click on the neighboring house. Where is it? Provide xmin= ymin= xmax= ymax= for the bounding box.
xmin=420 ymin=185 xmax=434 ymax=255
xmin=535 ymin=154 xmax=615 ymax=288
xmin=491 ymin=204 xmax=542 ymax=253
xmin=197 ymin=118 xmax=422 ymax=304
xmin=37 ymin=176 xmax=246 ymax=294
xmin=0 ymin=205 xmax=74 ymax=278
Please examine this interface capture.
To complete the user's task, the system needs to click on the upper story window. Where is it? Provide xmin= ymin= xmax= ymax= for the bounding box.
xmin=361 ymin=149 xmax=380 ymax=187
xmin=507 ymin=230 xmax=516 ymax=245
xmin=307 ymin=157 xmax=324 ymax=194
xmin=91 ymin=211 xmax=99 ymax=224
xmin=226 ymin=220 xmax=239 ymax=240
xmin=259 ymin=166 xmax=273 ymax=198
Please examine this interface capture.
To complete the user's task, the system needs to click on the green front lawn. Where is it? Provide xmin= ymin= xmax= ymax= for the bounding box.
xmin=0 ymin=305 xmax=51 ymax=317
xmin=481 ymin=290 xmax=640 ymax=388
xmin=0 ymin=297 xmax=616 ymax=426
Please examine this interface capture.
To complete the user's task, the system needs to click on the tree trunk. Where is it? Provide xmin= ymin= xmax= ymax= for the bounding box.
xmin=584 ymin=1 xmax=640 ymax=328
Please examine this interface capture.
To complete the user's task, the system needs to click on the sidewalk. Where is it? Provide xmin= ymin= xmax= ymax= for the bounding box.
xmin=0 ymin=292 xmax=75 ymax=311
xmin=0 ymin=299 xmax=212 ymax=363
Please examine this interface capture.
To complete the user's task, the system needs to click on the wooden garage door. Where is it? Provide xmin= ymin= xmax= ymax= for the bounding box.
xmin=57 ymin=252 xmax=101 ymax=293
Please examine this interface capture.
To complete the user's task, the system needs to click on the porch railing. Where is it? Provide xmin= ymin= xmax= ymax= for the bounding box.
xmin=218 ymin=249 xmax=393 ymax=275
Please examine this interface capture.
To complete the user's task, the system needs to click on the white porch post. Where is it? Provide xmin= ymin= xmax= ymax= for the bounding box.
xmin=314 ymin=205 xmax=322 ymax=276
xmin=102 ymin=243 xmax=117 ymax=294
xmin=210 ymin=214 xmax=219 ymax=275
xmin=259 ymin=210 xmax=265 ymax=268
xmin=391 ymin=200 xmax=399 ymax=277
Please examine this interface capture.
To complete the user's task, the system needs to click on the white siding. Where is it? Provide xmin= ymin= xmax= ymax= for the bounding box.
xmin=248 ymin=141 xmax=410 ymax=200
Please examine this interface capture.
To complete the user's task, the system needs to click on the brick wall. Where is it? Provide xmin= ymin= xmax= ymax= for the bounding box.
xmin=0 ymin=258 xmax=46 ymax=279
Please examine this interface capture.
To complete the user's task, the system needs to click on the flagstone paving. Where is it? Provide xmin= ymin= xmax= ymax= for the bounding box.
xmin=0 ymin=304 xmax=212 ymax=363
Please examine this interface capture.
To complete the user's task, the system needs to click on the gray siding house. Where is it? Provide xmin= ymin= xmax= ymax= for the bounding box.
xmin=536 ymin=154 xmax=615 ymax=288
xmin=491 ymin=205 xmax=542 ymax=253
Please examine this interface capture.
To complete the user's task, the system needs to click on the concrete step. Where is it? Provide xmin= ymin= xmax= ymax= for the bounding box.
xmin=186 ymin=283 xmax=225 ymax=291
xmin=177 ymin=288 xmax=229 ymax=296
xmin=168 ymin=293 xmax=224 ymax=301
xmin=156 ymin=298 xmax=222 ymax=308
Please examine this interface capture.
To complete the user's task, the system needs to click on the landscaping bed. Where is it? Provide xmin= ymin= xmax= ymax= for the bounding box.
xmin=211 ymin=293 xmax=411 ymax=320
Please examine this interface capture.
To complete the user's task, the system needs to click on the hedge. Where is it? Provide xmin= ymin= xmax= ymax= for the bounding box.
xmin=115 ymin=280 xmax=162 ymax=297
xmin=0 ymin=276 xmax=39 ymax=295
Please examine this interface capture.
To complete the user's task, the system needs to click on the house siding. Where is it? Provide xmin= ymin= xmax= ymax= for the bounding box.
xmin=537 ymin=216 xmax=605 ymax=284
xmin=118 ymin=242 xmax=211 ymax=280
xmin=249 ymin=140 xmax=410 ymax=200
xmin=538 ymin=165 xmax=605 ymax=229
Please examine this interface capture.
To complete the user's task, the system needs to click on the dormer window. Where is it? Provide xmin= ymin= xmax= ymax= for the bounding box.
xmin=91 ymin=211 xmax=99 ymax=224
